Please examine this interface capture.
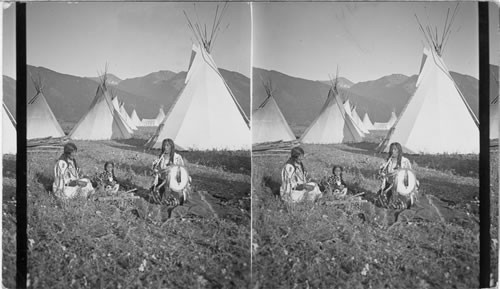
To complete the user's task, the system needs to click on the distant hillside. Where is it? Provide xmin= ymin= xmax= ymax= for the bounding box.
xmin=3 ymin=65 xmax=250 ymax=128
xmin=318 ymin=77 xmax=354 ymax=89
xmin=253 ymin=66 xmax=482 ymax=135
xmin=253 ymin=68 xmax=391 ymax=130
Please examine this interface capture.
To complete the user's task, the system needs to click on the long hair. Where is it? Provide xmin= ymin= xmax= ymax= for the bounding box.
xmin=286 ymin=146 xmax=305 ymax=173
xmin=387 ymin=142 xmax=403 ymax=169
xmin=59 ymin=142 xmax=78 ymax=170
xmin=332 ymin=165 xmax=344 ymax=180
xmin=160 ymin=138 xmax=176 ymax=164
xmin=104 ymin=161 xmax=116 ymax=180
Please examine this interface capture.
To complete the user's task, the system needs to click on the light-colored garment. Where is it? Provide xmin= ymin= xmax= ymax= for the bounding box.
xmin=52 ymin=159 xmax=94 ymax=198
xmin=380 ymin=156 xmax=412 ymax=175
xmin=152 ymin=152 xmax=185 ymax=171
xmin=280 ymin=162 xmax=322 ymax=203
xmin=152 ymin=152 xmax=192 ymax=201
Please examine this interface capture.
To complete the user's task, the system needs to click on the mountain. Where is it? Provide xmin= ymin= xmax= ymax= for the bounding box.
xmin=2 ymin=65 xmax=251 ymax=129
xmin=115 ymin=69 xmax=250 ymax=118
xmin=252 ymin=68 xmax=392 ymax=134
xmin=89 ymin=73 xmax=122 ymax=86
xmin=319 ymin=77 xmax=354 ymax=89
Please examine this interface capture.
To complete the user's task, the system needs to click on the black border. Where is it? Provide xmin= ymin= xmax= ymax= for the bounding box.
xmin=478 ymin=2 xmax=491 ymax=288
xmin=15 ymin=2 xmax=27 ymax=289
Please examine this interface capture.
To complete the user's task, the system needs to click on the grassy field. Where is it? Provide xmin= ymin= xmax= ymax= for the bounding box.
xmin=252 ymin=142 xmax=496 ymax=289
xmin=10 ymin=128 xmax=251 ymax=288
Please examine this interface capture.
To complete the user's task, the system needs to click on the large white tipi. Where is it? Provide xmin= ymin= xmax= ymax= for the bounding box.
xmin=69 ymin=73 xmax=132 ymax=140
xmin=146 ymin=6 xmax=250 ymax=150
xmin=27 ymin=76 xmax=65 ymax=140
xmin=2 ymin=103 xmax=16 ymax=155
xmin=252 ymin=81 xmax=296 ymax=144
xmin=379 ymin=8 xmax=479 ymax=154
xmin=301 ymin=78 xmax=363 ymax=144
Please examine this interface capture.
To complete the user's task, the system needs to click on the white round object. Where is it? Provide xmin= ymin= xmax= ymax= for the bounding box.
xmin=167 ymin=165 xmax=190 ymax=193
xmin=393 ymin=169 xmax=418 ymax=196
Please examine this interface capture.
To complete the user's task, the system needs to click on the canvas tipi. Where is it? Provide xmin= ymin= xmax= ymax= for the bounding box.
xmin=301 ymin=76 xmax=363 ymax=144
xmin=343 ymin=99 xmax=366 ymax=138
xmin=130 ymin=109 xmax=142 ymax=127
xmin=2 ymin=103 xmax=16 ymax=155
xmin=146 ymin=5 xmax=250 ymax=150
xmin=351 ymin=106 xmax=370 ymax=134
xmin=379 ymin=8 xmax=479 ymax=154
xmin=252 ymin=81 xmax=295 ymax=144
xmin=362 ymin=113 xmax=375 ymax=130
xmin=27 ymin=75 xmax=65 ymax=140
xmin=120 ymin=102 xmax=137 ymax=130
xmin=69 ymin=72 xmax=132 ymax=140
xmin=111 ymin=96 xmax=134 ymax=134
xmin=155 ymin=107 xmax=165 ymax=125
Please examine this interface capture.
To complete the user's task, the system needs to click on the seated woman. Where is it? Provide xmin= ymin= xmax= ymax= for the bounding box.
xmin=377 ymin=142 xmax=418 ymax=210
xmin=280 ymin=147 xmax=322 ymax=203
xmin=151 ymin=138 xmax=191 ymax=206
xmin=95 ymin=162 xmax=120 ymax=194
xmin=52 ymin=143 xmax=95 ymax=199
xmin=323 ymin=165 xmax=348 ymax=197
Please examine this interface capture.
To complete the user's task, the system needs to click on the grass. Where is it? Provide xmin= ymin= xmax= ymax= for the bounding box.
xmin=19 ymin=129 xmax=250 ymax=288
xmin=251 ymin=143 xmax=492 ymax=289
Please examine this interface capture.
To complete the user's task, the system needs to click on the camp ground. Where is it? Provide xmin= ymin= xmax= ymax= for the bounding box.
xmin=251 ymin=3 xmax=497 ymax=289
xmin=2 ymin=3 xmax=251 ymax=288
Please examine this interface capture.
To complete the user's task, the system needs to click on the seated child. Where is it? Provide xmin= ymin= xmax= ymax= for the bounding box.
xmin=324 ymin=165 xmax=348 ymax=197
xmin=95 ymin=162 xmax=120 ymax=194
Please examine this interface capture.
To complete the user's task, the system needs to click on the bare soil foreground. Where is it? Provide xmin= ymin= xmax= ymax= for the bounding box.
xmin=3 ymin=130 xmax=251 ymax=288
xmin=252 ymin=142 xmax=498 ymax=289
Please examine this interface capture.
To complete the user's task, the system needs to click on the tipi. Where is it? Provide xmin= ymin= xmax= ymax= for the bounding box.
xmin=111 ymin=96 xmax=134 ymax=134
xmin=130 ymin=109 xmax=142 ymax=127
xmin=379 ymin=8 xmax=479 ymax=154
xmin=120 ymin=102 xmax=137 ymax=130
xmin=372 ymin=110 xmax=397 ymax=130
xmin=343 ymin=99 xmax=366 ymax=138
xmin=69 ymin=71 xmax=132 ymax=140
xmin=2 ymin=103 xmax=16 ymax=155
xmin=351 ymin=106 xmax=370 ymax=134
xmin=300 ymin=76 xmax=363 ymax=144
xmin=362 ymin=113 xmax=375 ymax=130
xmin=155 ymin=107 xmax=165 ymax=125
xmin=27 ymin=75 xmax=65 ymax=139
xmin=146 ymin=5 xmax=250 ymax=150
xmin=252 ymin=81 xmax=296 ymax=144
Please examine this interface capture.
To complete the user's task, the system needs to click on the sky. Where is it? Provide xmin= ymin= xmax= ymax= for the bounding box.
xmin=253 ymin=2 xmax=496 ymax=83
xmin=2 ymin=2 xmax=250 ymax=79
xmin=2 ymin=2 xmax=499 ymax=83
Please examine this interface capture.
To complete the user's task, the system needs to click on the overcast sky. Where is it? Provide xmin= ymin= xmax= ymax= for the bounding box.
xmin=3 ymin=2 xmax=250 ymax=79
xmin=253 ymin=2 xmax=498 ymax=83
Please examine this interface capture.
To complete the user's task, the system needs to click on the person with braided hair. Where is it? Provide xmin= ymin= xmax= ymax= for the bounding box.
xmin=52 ymin=142 xmax=95 ymax=198
xmin=151 ymin=138 xmax=191 ymax=206
xmin=378 ymin=142 xmax=417 ymax=210
xmin=280 ymin=146 xmax=322 ymax=203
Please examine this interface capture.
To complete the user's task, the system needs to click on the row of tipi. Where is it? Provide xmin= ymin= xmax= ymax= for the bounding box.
xmin=21 ymin=72 xmax=164 ymax=141
xmin=253 ymin=8 xmax=496 ymax=154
